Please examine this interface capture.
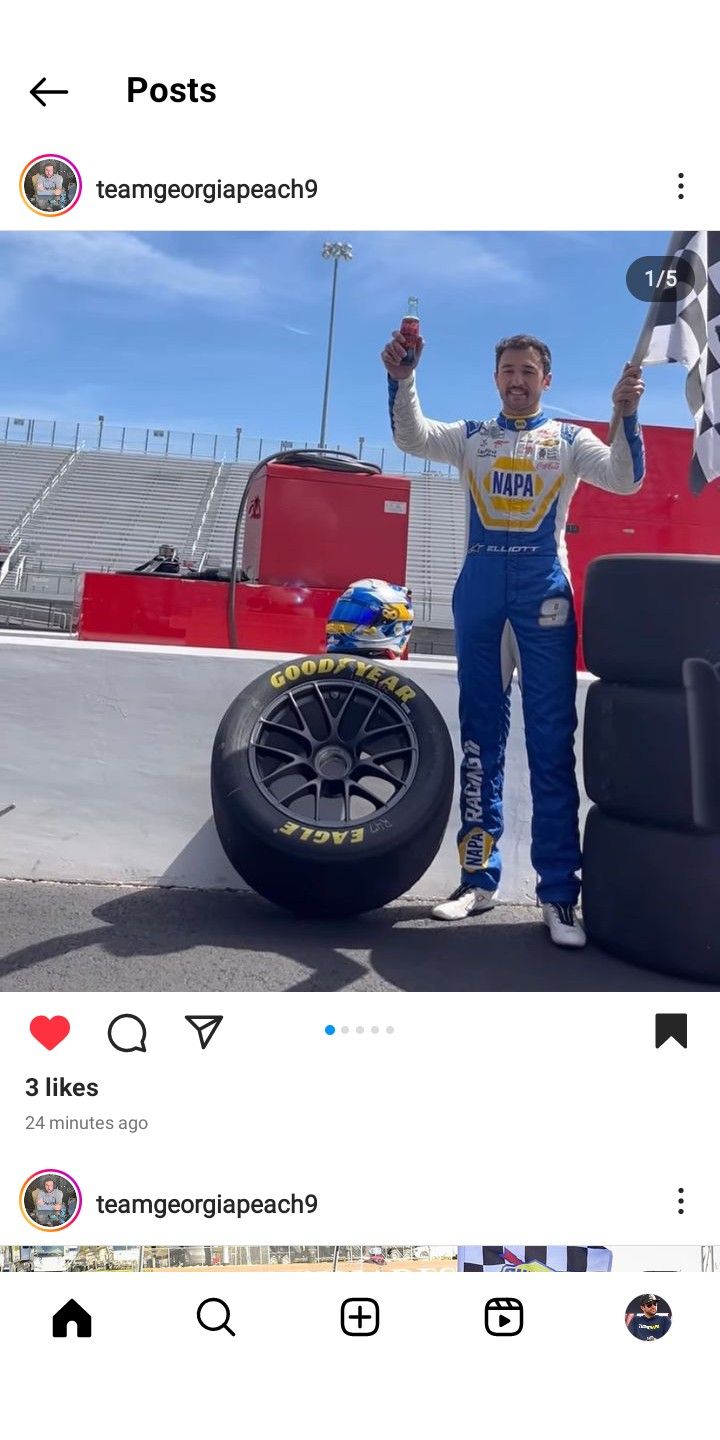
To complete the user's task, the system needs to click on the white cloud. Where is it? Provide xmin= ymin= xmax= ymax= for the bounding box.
xmin=0 ymin=233 xmax=263 ymax=306
xmin=0 ymin=232 xmax=537 ymax=330
xmin=354 ymin=232 xmax=537 ymax=299
xmin=0 ymin=383 xmax=110 ymax=419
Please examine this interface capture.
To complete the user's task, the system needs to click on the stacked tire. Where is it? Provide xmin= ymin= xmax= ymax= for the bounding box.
xmin=581 ymin=555 xmax=720 ymax=980
xmin=684 ymin=657 xmax=720 ymax=830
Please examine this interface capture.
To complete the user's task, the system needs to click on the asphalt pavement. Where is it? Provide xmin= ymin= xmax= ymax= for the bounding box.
xmin=0 ymin=880 xmax=713 ymax=992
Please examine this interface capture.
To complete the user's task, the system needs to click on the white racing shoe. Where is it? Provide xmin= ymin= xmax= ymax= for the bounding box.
xmin=431 ymin=884 xmax=497 ymax=921
xmin=541 ymin=902 xmax=587 ymax=949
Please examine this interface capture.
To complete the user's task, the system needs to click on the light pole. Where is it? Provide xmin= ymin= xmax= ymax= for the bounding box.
xmin=319 ymin=241 xmax=352 ymax=449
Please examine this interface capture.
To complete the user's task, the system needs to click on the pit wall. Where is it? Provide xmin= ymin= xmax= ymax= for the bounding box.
xmin=0 ymin=636 xmax=593 ymax=903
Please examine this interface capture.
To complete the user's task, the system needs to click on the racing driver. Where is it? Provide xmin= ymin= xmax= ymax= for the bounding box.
xmin=381 ymin=329 xmax=645 ymax=948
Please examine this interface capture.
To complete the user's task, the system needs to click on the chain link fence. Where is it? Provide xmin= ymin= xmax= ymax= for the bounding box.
xmin=0 ymin=414 xmax=453 ymax=477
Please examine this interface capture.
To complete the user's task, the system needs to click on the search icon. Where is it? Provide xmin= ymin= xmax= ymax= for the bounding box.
xmin=197 ymin=1297 xmax=235 ymax=1336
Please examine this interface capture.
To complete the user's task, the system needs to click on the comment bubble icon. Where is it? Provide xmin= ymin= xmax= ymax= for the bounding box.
xmin=107 ymin=1013 xmax=147 ymax=1054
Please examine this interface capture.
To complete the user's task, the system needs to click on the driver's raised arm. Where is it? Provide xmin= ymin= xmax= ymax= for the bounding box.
xmin=381 ymin=330 xmax=466 ymax=471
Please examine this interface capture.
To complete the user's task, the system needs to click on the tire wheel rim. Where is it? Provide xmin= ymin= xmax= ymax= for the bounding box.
xmin=248 ymin=678 xmax=419 ymax=825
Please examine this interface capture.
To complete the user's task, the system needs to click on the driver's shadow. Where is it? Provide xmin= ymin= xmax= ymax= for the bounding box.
xmin=0 ymin=888 xmax=366 ymax=990
xmin=0 ymin=887 xmax=712 ymax=992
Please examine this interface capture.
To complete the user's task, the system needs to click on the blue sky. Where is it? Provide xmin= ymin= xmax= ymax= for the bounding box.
xmin=0 ymin=231 xmax=691 ymax=453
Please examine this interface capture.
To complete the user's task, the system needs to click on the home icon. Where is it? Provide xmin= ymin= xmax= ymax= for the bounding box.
xmin=52 ymin=1299 xmax=92 ymax=1338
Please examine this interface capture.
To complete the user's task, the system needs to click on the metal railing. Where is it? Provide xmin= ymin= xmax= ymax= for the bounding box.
xmin=6 ymin=446 xmax=81 ymax=547
xmin=188 ymin=460 xmax=225 ymax=561
xmin=0 ymin=597 xmax=71 ymax=631
xmin=0 ymin=413 xmax=454 ymax=477
xmin=0 ymin=538 xmax=21 ymax=585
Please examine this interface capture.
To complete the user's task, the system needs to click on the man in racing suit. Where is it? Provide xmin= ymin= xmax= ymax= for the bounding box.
xmin=381 ymin=330 xmax=645 ymax=947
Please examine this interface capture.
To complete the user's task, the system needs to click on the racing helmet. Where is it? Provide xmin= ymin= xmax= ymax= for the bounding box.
xmin=326 ymin=578 xmax=414 ymax=658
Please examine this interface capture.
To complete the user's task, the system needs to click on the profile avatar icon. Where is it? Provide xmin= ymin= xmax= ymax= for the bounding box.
xmin=20 ymin=154 xmax=82 ymax=216
xmin=20 ymin=1169 xmax=82 ymax=1231
xmin=625 ymin=1292 xmax=672 ymax=1341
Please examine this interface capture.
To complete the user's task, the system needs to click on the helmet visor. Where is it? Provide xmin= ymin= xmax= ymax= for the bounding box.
xmin=328 ymin=597 xmax=381 ymax=628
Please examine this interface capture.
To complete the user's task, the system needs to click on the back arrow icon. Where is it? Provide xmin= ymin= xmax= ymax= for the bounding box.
xmin=31 ymin=78 xmax=69 ymax=107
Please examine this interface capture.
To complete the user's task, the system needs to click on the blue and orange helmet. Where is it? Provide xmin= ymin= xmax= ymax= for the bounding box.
xmin=326 ymin=578 xmax=414 ymax=658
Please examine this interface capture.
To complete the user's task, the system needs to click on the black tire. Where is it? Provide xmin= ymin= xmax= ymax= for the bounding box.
xmin=583 ymin=555 xmax=720 ymax=684
xmin=683 ymin=659 xmax=720 ymax=830
xmin=582 ymin=807 xmax=720 ymax=980
xmin=211 ymin=654 xmax=455 ymax=916
xmin=583 ymin=681 xmax=698 ymax=830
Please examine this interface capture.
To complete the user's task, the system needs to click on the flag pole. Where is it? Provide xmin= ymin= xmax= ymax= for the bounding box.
xmin=607 ymin=233 xmax=687 ymax=442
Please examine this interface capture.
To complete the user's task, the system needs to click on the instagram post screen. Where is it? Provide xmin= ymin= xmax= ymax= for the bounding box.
xmin=0 ymin=228 xmax=718 ymax=990
xmin=0 ymin=0 xmax=719 ymax=1433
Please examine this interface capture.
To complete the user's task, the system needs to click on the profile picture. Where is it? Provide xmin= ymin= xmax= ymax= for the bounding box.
xmin=20 ymin=1169 xmax=82 ymax=1230
xmin=625 ymin=1292 xmax=672 ymax=1341
xmin=20 ymin=154 xmax=82 ymax=216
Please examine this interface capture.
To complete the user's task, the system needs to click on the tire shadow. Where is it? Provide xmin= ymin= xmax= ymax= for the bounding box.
xmin=0 ymin=888 xmax=715 ymax=992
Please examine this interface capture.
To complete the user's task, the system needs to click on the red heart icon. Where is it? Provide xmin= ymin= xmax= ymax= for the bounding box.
xmin=30 ymin=1015 xmax=70 ymax=1050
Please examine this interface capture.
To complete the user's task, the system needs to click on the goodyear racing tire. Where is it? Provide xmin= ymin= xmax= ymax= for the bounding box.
xmin=583 ymin=681 xmax=697 ymax=829
xmin=583 ymin=555 xmax=720 ymax=684
xmin=582 ymin=806 xmax=720 ymax=979
xmin=211 ymin=654 xmax=455 ymax=916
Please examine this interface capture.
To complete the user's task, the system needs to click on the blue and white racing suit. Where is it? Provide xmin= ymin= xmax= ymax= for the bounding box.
xmin=388 ymin=375 xmax=645 ymax=904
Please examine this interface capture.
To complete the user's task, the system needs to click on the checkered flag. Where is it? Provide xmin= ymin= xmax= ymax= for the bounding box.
xmin=457 ymin=1246 xmax=613 ymax=1272
xmin=637 ymin=231 xmax=720 ymax=493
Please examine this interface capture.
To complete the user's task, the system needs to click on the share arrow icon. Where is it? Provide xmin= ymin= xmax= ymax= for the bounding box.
xmin=185 ymin=1015 xmax=223 ymax=1050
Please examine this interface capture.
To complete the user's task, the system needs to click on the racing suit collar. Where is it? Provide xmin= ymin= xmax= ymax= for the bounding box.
xmin=496 ymin=410 xmax=547 ymax=431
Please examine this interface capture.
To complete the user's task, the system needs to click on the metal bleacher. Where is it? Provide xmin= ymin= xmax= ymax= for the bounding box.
xmin=0 ymin=444 xmax=75 ymax=538
xmin=0 ymin=435 xmax=468 ymax=634
xmin=7 ymin=451 xmax=220 ymax=596
xmin=406 ymin=470 xmax=467 ymax=627
xmin=198 ymin=462 xmax=256 ymax=566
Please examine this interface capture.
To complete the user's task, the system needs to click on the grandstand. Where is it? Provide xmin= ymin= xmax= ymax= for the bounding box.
xmin=0 ymin=443 xmax=77 ymax=539
xmin=194 ymin=460 xmax=259 ymax=566
xmin=10 ymin=450 xmax=222 ymax=581
xmin=406 ymin=469 xmax=466 ymax=629
xmin=0 ymin=419 xmax=463 ymax=643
